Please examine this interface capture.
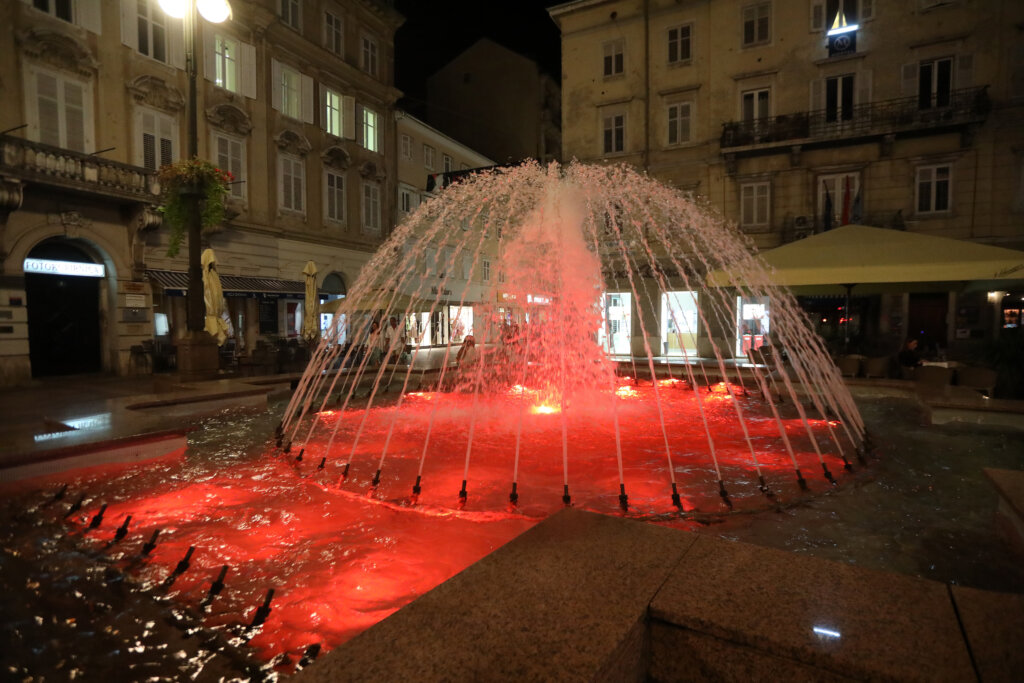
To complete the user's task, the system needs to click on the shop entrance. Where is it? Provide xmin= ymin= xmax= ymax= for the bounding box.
xmin=24 ymin=240 xmax=103 ymax=377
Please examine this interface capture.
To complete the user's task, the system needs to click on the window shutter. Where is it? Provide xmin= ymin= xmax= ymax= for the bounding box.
xmin=901 ymin=63 xmax=917 ymax=97
xmin=120 ymin=0 xmax=138 ymax=49
xmin=810 ymin=1 xmax=825 ymax=31
xmin=319 ymin=85 xmax=326 ymax=131
xmin=141 ymin=111 xmax=156 ymax=169
xmin=856 ymin=69 xmax=872 ymax=105
xmin=168 ymin=17 xmax=185 ymax=70
xmin=271 ymin=59 xmax=282 ymax=111
xmin=301 ymin=74 xmax=315 ymax=124
xmin=956 ymin=54 xmax=973 ymax=88
xmin=64 ymin=81 xmax=86 ymax=152
xmin=36 ymin=72 xmax=61 ymax=146
xmin=77 ymin=1 xmax=102 ymax=34
xmin=203 ymin=29 xmax=216 ymax=82
xmin=159 ymin=115 xmax=175 ymax=165
xmin=810 ymin=78 xmax=824 ymax=111
xmin=240 ymin=42 xmax=257 ymax=99
xmin=342 ymin=95 xmax=356 ymax=139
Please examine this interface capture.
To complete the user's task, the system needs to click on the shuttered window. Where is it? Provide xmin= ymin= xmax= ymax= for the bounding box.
xmin=140 ymin=109 xmax=176 ymax=170
xmin=33 ymin=70 xmax=89 ymax=153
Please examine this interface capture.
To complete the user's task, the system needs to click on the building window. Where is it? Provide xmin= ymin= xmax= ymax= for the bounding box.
xmin=667 ymin=102 xmax=691 ymax=145
xmin=818 ymin=173 xmax=861 ymax=226
xmin=214 ymin=133 xmax=245 ymax=199
xmin=401 ymin=134 xmax=413 ymax=159
xmin=279 ymin=64 xmax=301 ymax=119
xmin=361 ymin=35 xmax=379 ymax=77
xmin=603 ymin=40 xmax=624 ymax=77
xmin=916 ymin=164 xmax=951 ymax=214
xmin=423 ymin=144 xmax=435 ymax=170
xmin=325 ymin=170 xmax=345 ymax=223
xmin=667 ymin=25 xmax=691 ymax=64
xmin=825 ymin=74 xmax=855 ymax=122
xmin=279 ymin=154 xmax=305 ymax=213
xmin=362 ymin=181 xmax=381 ymax=235
xmin=741 ymin=88 xmax=770 ymax=122
xmin=742 ymin=2 xmax=771 ymax=47
xmin=812 ymin=0 xmax=873 ymax=31
xmin=603 ymin=113 xmax=624 ymax=154
xmin=29 ymin=67 xmax=90 ymax=153
xmin=740 ymin=181 xmax=770 ymax=228
xmin=324 ymin=88 xmax=342 ymax=137
xmin=918 ymin=57 xmax=954 ymax=109
xmin=482 ymin=258 xmax=491 ymax=282
xmin=443 ymin=154 xmax=453 ymax=172
xmin=138 ymin=109 xmax=176 ymax=170
xmin=214 ymin=34 xmax=238 ymax=92
xmin=325 ymin=11 xmax=343 ymax=55
xmin=136 ymin=0 xmax=168 ymax=63
xmin=361 ymin=107 xmax=378 ymax=152
xmin=280 ymin=0 xmax=300 ymax=30
xmin=400 ymin=187 xmax=414 ymax=214
xmin=32 ymin=0 xmax=73 ymax=22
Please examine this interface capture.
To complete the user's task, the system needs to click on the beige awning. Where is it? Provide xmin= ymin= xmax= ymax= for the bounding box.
xmin=707 ymin=225 xmax=1024 ymax=292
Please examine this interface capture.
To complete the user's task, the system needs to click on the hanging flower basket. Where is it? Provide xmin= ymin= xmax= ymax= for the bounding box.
xmin=157 ymin=158 xmax=233 ymax=257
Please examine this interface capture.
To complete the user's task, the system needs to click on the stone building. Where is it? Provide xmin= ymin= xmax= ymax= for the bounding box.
xmin=0 ymin=0 xmax=402 ymax=385
xmin=426 ymin=38 xmax=561 ymax=165
xmin=550 ymin=0 xmax=1024 ymax=357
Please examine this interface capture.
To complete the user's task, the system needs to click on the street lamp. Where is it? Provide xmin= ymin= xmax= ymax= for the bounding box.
xmin=158 ymin=0 xmax=231 ymax=337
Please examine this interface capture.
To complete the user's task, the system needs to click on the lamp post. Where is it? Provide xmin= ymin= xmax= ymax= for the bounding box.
xmin=159 ymin=0 xmax=231 ymax=335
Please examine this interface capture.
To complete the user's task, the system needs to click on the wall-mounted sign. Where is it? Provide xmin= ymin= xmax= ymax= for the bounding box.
xmin=24 ymin=258 xmax=105 ymax=278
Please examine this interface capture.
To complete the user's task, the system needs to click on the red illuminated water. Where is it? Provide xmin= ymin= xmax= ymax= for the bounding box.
xmin=16 ymin=383 xmax=847 ymax=671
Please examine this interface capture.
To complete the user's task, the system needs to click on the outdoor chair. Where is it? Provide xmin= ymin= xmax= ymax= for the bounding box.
xmin=836 ymin=355 xmax=862 ymax=377
xmin=955 ymin=365 xmax=998 ymax=397
xmin=863 ymin=356 xmax=891 ymax=379
xmin=914 ymin=365 xmax=954 ymax=388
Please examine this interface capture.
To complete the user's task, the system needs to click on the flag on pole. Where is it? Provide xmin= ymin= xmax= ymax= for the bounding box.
xmin=851 ymin=187 xmax=863 ymax=223
xmin=823 ymin=180 xmax=834 ymax=231
xmin=841 ymin=175 xmax=852 ymax=225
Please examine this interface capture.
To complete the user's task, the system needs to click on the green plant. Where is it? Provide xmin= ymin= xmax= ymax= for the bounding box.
xmin=157 ymin=158 xmax=233 ymax=256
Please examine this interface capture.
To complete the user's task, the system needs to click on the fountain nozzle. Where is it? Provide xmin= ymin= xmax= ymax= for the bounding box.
xmin=413 ymin=475 xmax=422 ymax=496
xmin=618 ymin=484 xmax=628 ymax=511
xmin=201 ymin=565 xmax=229 ymax=608
xmin=296 ymin=448 xmax=304 ymax=462
xmin=508 ymin=481 xmax=518 ymax=505
xmin=562 ymin=484 xmax=571 ymax=506
xmin=141 ymin=529 xmax=161 ymax=556
xmin=298 ymin=643 xmax=321 ymax=669
xmin=87 ymin=503 xmax=108 ymax=530
xmin=249 ymin=588 xmax=274 ymax=627
xmin=841 ymin=454 xmax=853 ymax=472
xmin=822 ymin=463 xmax=837 ymax=485
xmin=371 ymin=469 xmax=382 ymax=487
xmin=458 ymin=480 xmax=468 ymax=505
xmin=47 ymin=484 xmax=69 ymax=505
xmin=796 ymin=470 xmax=809 ymax=491
xmin=283 ymin=441 xmax=291 ymax=454
xmin=341 ymin=462 xmax=350 ymax=480
xmin=671 ymin=483 xmax=682 ymax=509
xmin=64 ymin=494 xmax=86 ymax=519
xmin=113 ymin=515 xmax=132 ymax=543
xmin=758 ymin=476 xmax=773 ymax=498
xmin=317 ymin=457 xmax=326 ymax=470
xmin=718 ymin=480 xmax=733 ymax=510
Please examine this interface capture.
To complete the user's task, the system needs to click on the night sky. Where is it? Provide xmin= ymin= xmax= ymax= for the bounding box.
xmin=393 ymin=0 xmax=562 ymax=116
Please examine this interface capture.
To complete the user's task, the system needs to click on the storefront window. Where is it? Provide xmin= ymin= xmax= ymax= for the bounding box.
xmin=736 ymin=295 xmax=770 ymax=357
xmin=599 ymin=292 xmax=632 ymax=355
xmin=661 ymin=291 xmax=699 ymax=356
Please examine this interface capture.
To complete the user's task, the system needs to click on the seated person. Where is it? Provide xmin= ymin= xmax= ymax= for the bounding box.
xmin=456 ymin=334 xmax=479 ymax=369
xmin=898 ymin=338 xmax=922 ymax=370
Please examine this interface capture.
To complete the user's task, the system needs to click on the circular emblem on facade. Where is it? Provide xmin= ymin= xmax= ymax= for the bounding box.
xmin=834 ymin=34 xmax=851 ymax=51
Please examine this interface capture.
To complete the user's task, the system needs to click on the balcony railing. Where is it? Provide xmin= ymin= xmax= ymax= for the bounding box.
xmin=0 ymin=134 xmax=159 ymax=202
xmin=720 ymin=86 xmax=990 ymax=150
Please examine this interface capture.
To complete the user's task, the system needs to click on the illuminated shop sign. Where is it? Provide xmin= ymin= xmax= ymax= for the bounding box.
xmin=23 ymin=258 xmax=105 ymax=278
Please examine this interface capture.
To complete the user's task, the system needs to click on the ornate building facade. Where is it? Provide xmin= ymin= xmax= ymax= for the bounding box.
xmin=0 ymin=0 xmax=402 ymax=385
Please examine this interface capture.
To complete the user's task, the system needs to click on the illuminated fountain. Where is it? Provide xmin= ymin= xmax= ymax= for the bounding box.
xmin=281 ymin=161 xmax=865 ymax=514
xmin=8 ymin=162 xmax=873 ymax=676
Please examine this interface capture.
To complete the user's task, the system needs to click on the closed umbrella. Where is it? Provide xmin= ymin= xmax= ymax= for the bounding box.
xmin=201 ymin=248 xmax=229 ymax=346
xmin=302 ymin=260 xmax=320 ymax=343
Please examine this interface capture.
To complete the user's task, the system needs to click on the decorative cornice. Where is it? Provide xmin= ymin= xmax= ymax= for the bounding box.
xmin=273 ymin=129 xmax=312 ymax=155
xmin=127 ymin=75 xmax=185 ymax=114
xmin=358 ymin=159 xmax=386 ymax=180
xmin=16 ymin=27 xmax=97 ymax=77
xmin=321 ymin=145 xmax=351 ymax=170
xmin=206 ymin=102 xmax=253 ymax=136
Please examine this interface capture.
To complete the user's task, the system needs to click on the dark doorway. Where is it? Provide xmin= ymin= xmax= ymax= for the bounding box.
xmin=907 ymin=292 xmax=949 ymax=354
xmin=25 ymin=240 xmax=102 ymax=377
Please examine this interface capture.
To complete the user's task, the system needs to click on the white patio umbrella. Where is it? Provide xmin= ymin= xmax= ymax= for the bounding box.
xmin=302 ymin=260 xmax=320 ymax=343
xmin=201 ymin=248 xmax=229 ymax=346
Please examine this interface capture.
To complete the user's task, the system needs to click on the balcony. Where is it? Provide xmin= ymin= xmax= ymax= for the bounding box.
xmin=0 ymin=134 xmax=159 ymax=204
xmin=720 ymin=86 xmax=990 ymax=154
